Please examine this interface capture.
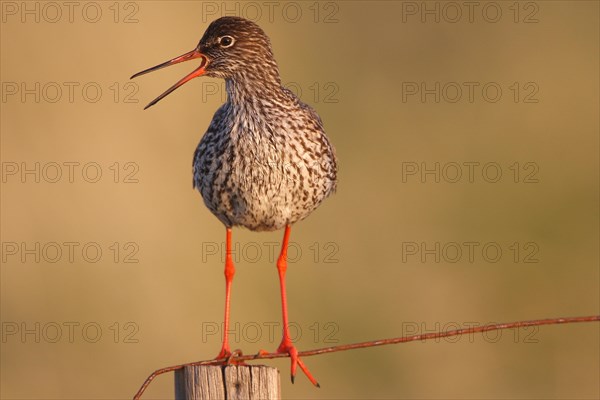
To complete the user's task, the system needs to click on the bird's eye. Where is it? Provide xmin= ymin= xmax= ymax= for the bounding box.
xmin=219 ymin=36 xmax=235 ymax=48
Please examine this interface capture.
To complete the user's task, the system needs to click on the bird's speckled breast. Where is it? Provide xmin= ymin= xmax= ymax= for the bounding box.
xmin=193 ymin=92 xmax=336 ymax=231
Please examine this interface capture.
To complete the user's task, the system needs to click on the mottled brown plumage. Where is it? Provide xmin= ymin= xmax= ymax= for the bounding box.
xmin=192 ymin=17 xmax=337 ymax=231
xmin=132 ymin=16 xmax=336 ymax=387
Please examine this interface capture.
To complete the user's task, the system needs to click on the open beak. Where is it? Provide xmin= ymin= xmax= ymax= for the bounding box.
xmin=131 ymin=49 xmax=208 ymax=109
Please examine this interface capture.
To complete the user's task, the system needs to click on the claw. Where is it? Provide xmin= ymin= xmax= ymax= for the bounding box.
xmin=277 ymin=342 xmax=319 ymax=387
xmin=215 ymin=347 xmax=247 ymax=365
xmin=296 ymin=356 xmax=319 ymax=387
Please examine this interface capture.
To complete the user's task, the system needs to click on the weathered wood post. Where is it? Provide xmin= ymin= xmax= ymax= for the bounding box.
xmin=175 ymin=365 xmax=280 ymax=400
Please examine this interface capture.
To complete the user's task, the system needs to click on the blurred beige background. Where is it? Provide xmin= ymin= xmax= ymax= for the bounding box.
xmin=1 ymin=1 xmax=598 ymax=399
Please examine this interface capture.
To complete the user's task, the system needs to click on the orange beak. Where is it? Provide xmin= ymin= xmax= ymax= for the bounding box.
xmin=131 ymin=49 xmax=208 ymax=109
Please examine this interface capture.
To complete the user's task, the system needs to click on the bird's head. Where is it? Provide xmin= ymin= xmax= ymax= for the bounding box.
xmin=131 ymin=17 xmax=280 ymax=109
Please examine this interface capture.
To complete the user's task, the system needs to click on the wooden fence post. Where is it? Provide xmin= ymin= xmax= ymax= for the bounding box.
xmin=175 ymin=365 xmax=280 ymax=400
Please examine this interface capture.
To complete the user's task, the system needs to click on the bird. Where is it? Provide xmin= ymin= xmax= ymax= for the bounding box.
xmin=131 ymin=16 xmax=337 ymax=387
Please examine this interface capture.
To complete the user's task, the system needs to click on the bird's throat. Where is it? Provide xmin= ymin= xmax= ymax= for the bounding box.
xmin=225 ymin=70 xmax=283 ymax=108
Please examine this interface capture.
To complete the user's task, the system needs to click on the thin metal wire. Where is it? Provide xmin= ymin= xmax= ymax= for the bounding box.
xmin=133 ymin=315 xmax=600 ymax=399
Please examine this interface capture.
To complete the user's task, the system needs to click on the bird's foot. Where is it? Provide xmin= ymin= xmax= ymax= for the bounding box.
xmin=215 ymin=347 xmax=247 ymax=365
xmin=257 ymin=341 xmax=320 ymax=387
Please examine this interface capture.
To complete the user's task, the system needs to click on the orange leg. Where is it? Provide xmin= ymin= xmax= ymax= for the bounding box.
xmin=275 ymin=225 xmax=319 ymax=387
xmin=216 ymin=227 xmax=235 ymax=359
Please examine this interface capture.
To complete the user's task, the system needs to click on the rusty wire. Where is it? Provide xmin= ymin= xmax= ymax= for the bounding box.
xmin=133 ymin=315 xmax=599 ymax=399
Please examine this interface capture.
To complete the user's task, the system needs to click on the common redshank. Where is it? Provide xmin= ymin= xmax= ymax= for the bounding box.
xmin=131 ymin=16 xmax=337 ymax=386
